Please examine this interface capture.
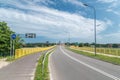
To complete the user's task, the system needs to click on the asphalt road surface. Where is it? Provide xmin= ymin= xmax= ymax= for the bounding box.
xmin=49 ymin=46 xmax=120 ymax=80
xmin=0 ymin=51 xmax=44 ymax=80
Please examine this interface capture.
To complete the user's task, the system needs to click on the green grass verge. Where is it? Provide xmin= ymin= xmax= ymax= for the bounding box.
xmin=6 ymin=56 xmax=15 ymax=61
xmin=67 ymin=47 xmax=120 ymax=65
xmin=34 ymin=50 xmax=53 ymax=80
xmin=0 ymin=56 xmax=3 ymax=59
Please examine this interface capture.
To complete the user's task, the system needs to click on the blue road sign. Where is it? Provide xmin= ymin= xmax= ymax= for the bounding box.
xmin=11 ymin=34 xmax=16 ymax=39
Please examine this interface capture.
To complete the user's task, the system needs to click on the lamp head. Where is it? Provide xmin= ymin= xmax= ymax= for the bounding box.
xmin=83 ymin=3 xmax=88 ymax=6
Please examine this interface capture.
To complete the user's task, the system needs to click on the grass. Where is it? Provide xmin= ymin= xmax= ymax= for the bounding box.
xmin=0 ymin=56 xmax=15 ymax=61
xmin=34 ymin=54 xmax=44 ymax=80
xmin=0 ymin=56 xmax=3 ymax=59
xmin=6 ymin=56 xmax=15 ymax=61
xmin=67 ymin=47 xmax=120 ymax=65
xmin=34 ymin=50 xmax=53 ymax=80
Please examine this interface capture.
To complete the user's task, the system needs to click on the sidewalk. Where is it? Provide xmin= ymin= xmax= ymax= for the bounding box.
xmin=0 ymin=52 xmax=43 ymax=80
xmin=0 ymin=58 xmax=10 ymax=69
xmin=72 ymin=48 xmax=120 ymax=58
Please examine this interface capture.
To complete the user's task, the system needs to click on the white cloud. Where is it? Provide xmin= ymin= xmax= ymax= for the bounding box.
xmin=97 ymin=0 xmax=120 ymax=10
xmin=28 ymin=0 xmax=55 ymax=5
xmin=104 ymin=0 xmax=120 ymax=16
xmin=119 ymin=24 xmax=120 ymax=27
xmin=105 ymin=19 xmax=113 ymax=26
xmin=63 ymin=0 xmax=84 ymax=7
xmin=101 ymin=32 xmax=120 ymax=43
xmin=106 ymin=9 xmax=120 ymax=16
xmin=97 ymin=0 xmax=118 ymax=3
xmin=0 ymin=0 xmax=109 ymax=42
xmin=98 ymin=0 xmax=120 ymax=13
xmin=0 ymin=8 xmax=107 ymax=39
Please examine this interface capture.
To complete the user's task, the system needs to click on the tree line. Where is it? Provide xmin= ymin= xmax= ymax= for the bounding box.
xmin=66 ymin=42 xmax=120 ymax=48
xmin=24 ymin=42 xmax=55 ymax=47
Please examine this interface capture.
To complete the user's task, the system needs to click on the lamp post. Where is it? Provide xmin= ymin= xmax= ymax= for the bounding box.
xmin=83 ymin=4 xmax=97 ymax=56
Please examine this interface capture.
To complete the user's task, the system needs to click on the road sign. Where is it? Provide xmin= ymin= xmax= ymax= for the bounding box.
xmin=25 ymin=33 xmax=36 ymax=38
xmin=11 ymin=34 xmax=16 ymax=39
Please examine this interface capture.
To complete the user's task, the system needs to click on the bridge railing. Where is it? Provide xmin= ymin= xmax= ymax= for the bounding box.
xmin=15 ymin=46 xmax=55 ymax=59
xmin=70 ymin=46 xmax=120 ymax=56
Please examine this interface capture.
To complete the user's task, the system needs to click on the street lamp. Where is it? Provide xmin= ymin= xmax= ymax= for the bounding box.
xmin=83 ymin=3 xmax=97 ymax=56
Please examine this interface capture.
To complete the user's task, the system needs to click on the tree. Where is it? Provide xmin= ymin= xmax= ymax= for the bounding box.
xmin=0 ymin=22 xmax=13 ymax=56
xmin=14 ymin=35 xmax=24 ymax=49
xmin=112 ymin=44 xmax=118 ymax=48
xmin=84 ymin=43 xmax=90 ymax=47
xmin=0 ymin=21 xmax=24 ymax=57
xmin=79 ymin=43 xmax=84 ymax=47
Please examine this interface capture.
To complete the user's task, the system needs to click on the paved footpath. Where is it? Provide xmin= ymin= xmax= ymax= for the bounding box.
xmin=0 ymin=52 xmax=43 ymax=80
xmin=0 ymin=58 xmax=9 ymax=69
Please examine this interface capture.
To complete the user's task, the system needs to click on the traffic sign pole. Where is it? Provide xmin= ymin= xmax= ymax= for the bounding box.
xmin=10 ymin=37 xmax=12 ymax=58
xmin=13 ymin=40 xmax=14 ymax=57
xmin=10 ymin=34 xmax=16 ymax=58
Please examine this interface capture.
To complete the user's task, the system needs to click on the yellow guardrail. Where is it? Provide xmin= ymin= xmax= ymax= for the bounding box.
xmin=70 ymin=46 xmax=120 ymax=56
xmin=15 ymin=46 xmax=55 ymax=59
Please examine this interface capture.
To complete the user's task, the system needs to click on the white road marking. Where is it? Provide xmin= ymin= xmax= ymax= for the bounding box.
xmin=49 ymin=52 xmax=54 ymax=80
xmin=60 ymin=46 xmax=120 ymax=80
xmin=42 ymin=49 xmax=54 ymax=68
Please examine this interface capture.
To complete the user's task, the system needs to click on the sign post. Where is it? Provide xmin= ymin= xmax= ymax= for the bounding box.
xmin=10 ymin=34 xmax=16 ymax=58
xmin=10 ymin=36 xmax=12 ymax=57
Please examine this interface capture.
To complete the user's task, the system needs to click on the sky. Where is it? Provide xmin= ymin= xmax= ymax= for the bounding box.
xmin=0 ymin=0 xmax=120 ymax=43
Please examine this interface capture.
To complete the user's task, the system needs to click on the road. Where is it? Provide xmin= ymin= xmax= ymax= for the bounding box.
xmin=49 ymin=46 xmax=120 ymax=80
xmin=0 ymin=51 xmax=44 ymax=80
